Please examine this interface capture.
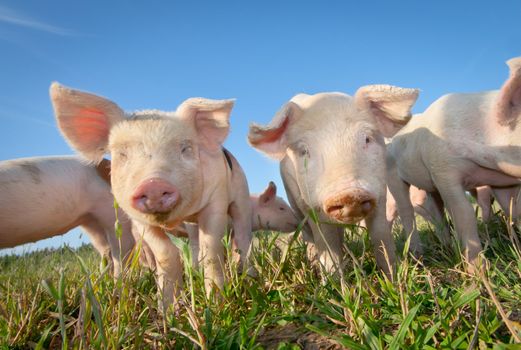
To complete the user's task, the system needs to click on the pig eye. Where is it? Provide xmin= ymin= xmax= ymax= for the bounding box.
xmin=181 ymin=141 xmax=193 ymax=155
xmin=279 ymin=207 xmax=285 ymax=211
xmin=298 ymin=145 xmax=309 ymax=157
xmin=118 ymin=151 xmax=127 ymax=159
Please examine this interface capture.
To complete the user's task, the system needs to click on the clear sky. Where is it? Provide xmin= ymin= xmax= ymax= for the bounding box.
xmin=1 ymin=1 xmax=520 ymax=254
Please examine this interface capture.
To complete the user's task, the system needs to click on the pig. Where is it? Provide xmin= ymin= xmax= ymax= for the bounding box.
xmin=387 ymin=57 xmax=521 ymax=270
xmin=0 ymin=156 xmax=134 ymax=276
xmin=50 ymin=82 xmax=252 ymax=305
xmin=250 ymin=181 xmax=299 ymax=233
xmin=248 ymin=85 xmax=420 ymax=278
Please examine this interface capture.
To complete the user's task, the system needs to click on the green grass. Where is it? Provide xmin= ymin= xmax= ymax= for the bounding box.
xmin=1 ymin=214 xmax=521 ymax=349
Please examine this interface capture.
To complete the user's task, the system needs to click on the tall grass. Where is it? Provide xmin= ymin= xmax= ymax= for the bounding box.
xmin=1 ymin=214 xmax=520 ymax=349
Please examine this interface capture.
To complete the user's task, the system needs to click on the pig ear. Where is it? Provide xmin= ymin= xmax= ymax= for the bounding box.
xmin=248 ymin=101 xmax=303 ymax=160
xmin=494 ymin=57 xmax=521 ymax=127
xmin=177 ymin=97 xmax=234 ymax=153
xmin=259 ymin=181 xmax=277 ymax=204
xmin=355 ymin=84 xmax=419 ymax=138
xmin=50 ymin=82 xmax=125 ymax=163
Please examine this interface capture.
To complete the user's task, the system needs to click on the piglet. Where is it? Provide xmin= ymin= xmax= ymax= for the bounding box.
xmin=251 ymin=181 xmax=299 ymax=233
xmin=248 ymin=86 xmax=419 ymax=278
xmin=50 ymin=83 xmax=252 ymax=306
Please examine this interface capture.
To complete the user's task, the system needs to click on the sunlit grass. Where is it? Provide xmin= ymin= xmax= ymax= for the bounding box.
xmin=1 ymin=214 xmax=520 ymax=349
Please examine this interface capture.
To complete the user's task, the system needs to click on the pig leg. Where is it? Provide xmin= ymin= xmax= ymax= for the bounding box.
xmin=281 ymin=169 xmax=316 ymax=260
xmin=309 ymin=220 xmax=343 ymax=274
xmin=491 ymin=186 xmax=521 ymax=221
xmin=475 ymin=186 xmax=494 ymax=223
xmin=387 ymin=173 xmax=421 ymax=254
xmin=135 ymin=221 xmax=183 ymax=309
xmin=105 ymin=219 xmax=135 ymax=277
xmin=427 ymin=191 xmax=452 ymax=245
xmin=366 ymin=196 xmax=396 ymax=279
xmin=491 ymin=186 xmax=521 ymax=249
xmin=386 ymin=188 xmax=398 ymax=224
xmin=91 ymin=206 xmax=135 ymax=278
xmin=80 ymin=220 xmax=113 ymax=273
xmin=229 ymin=199 xmax=253 ymax=274
xmin=435 ymin=176 xmax=482 ymax=270
xmin=198 ymin=201 xmax=229 ymax=292
xmin=131 ymin=224 xmax=157 ymax=270
xmin=184 ymin=223 xmax=200 ymax=268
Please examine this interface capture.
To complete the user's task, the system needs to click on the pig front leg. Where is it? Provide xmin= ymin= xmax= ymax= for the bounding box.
xmin=435 ymin=176 xmax=482 ymax=271
xmin=366 ymin=196 xmax=396 ymax=280
xmin=309 ymin=219 xmax=343 ymax=275
xmin=183 ymin=223 xmax=201 ymax=268
xmin=134 ymin=221 xmax=183 ymax=309
xmin=198 ymin=202 xmax=229 ymax=293
xmin=229 ymin=199 xmax=253 ymax=275
xmin=387 ymin=173 xmax=422 ymax=255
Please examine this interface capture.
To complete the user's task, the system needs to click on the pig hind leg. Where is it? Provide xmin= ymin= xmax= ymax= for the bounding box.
xmin=80 ymin=217 xmax=115 ymax=275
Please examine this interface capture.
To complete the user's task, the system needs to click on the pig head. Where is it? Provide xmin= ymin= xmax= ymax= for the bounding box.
xmin=51 ymin=82 xmax=252 ymax=305
xmin=251 ymin=181 xmax=299 ymax=232
xmin=248 ymin=85 xmax=419 ymax=277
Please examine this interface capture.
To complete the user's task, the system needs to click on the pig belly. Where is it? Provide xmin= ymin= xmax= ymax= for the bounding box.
xmin=0 ymin=213 xmax=89 ymax=248
xmin=462 ymin=164 xmax=521 ymax=190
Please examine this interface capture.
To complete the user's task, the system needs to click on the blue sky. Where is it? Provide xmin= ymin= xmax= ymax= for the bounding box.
xmin=1 ymin=1 xmax=520 ymax=254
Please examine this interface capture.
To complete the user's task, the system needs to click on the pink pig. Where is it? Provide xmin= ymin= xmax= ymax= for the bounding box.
xmin=387 ymin=57 xmax=521 ymax=270
xmin=50 ymin=83 xmax=252 ymax=305
xmin=248 ymin=85 xmax=419 ymax=278
xmin=0 ymin=156 xmax=134 ymax=276
xmin=250 ymin=181 xmax=299 ymax=233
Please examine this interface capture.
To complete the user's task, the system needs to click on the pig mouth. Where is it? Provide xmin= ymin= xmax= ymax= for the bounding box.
xmin=151 ymin=211 xmax=172 ymax=224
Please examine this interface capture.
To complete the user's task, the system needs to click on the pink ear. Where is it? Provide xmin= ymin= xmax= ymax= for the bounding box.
xmin=259 ymin=181 xmax=277 ymax=204
xmin=50 ymin=82 xmax=125 ymax=163
xmin=494 ymin=57 xmax=521 ymax=128
xmin=354 ymin=84 xmax=419 ymax=138
xmin=177 ymin=97 xmax=234 ymax=153
xmin=248 ymin=101 xmax=302 ymax=160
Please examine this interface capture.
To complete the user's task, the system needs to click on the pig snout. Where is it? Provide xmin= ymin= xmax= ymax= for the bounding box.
xmin=131 ymin=178 xmax=180 ymax=214
xmin=323 ymin=189 xmax=376 ymax=223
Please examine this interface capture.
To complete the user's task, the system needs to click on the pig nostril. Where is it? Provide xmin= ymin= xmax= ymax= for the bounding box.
xmin=327 ymin=205 xmax=344 ymax=214
xmin=361 ymin=200 xmax=373 ymax=212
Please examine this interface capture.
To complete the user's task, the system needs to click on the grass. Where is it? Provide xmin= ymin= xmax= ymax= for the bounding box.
xmin=1 ymin=212 xmax=521 ymax=349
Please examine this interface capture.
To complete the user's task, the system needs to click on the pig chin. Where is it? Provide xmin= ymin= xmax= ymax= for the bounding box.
xmin=132 ymin=201 xmax=188 ymax=229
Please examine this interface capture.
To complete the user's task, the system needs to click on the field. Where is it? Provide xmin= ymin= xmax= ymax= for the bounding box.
xmin=1 ymin=214 xmax=521 ymax=349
